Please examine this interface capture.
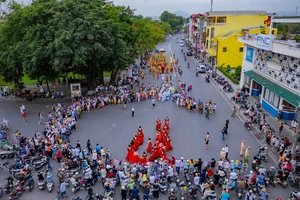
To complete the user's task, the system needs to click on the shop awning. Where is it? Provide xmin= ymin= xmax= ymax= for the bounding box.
xmin=244 ymin=70 xmax=300 ymax=107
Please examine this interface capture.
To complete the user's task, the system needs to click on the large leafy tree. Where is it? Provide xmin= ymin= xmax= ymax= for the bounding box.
xmin=0 ymin=0 xmax=168 ymax=90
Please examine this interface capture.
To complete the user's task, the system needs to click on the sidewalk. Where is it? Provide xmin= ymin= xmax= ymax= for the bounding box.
xmin=211 ymin=71 xmax=296 ymax=143
xmin=190 ymin=56 xmax=298 ymax=159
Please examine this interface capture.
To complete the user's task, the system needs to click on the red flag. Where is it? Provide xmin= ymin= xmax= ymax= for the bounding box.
xmin=264 ymin=16 xmax=271 ymax=27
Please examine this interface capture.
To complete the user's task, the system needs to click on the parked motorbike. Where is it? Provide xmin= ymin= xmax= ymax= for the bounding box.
xmin=26 ymin=179 xmax=34 ymax=192
xmin=4 ymin=176 xmax=14 ymax=194
xmin=8 ymin=184 xmax=24 ymax=200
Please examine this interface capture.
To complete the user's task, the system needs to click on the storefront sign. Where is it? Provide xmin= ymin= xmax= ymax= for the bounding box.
xmin=246 ymin=47 xmax=254 ymax=63
xmin=256 ymin=34 xmax=274 ymax=51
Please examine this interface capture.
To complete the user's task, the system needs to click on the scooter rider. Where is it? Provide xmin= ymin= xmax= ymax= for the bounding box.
xmin=236 ymin=177 xmax=246 ymax=191
xmin=256 ymin=173 xmax=265 ymax=186
xmin=37 ymin=171 xmax=45 ymax=182
xmin=269 ymin=166 xmax=276 ymax=181
xmin=46 ymin=171 xmax=54 ymax=184
xmin=258 ymin=165 xmax=266 ymax=175
xmin=230 ymin=169 xmax=238 ymax=180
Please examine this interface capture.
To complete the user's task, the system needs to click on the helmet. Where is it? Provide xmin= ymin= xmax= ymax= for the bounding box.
xmin=260 ymin=165 xmax=264 ymax=168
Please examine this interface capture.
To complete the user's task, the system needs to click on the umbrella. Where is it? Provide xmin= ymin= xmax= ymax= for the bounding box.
xmin=159 ymin=48 xmax=165 ymax=52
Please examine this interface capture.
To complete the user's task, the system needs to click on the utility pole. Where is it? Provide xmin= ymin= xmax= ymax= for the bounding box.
xmin=296 ymin=6 xmax=298 ymax=16
xmin=210 ymin=0 xmax=213 ymax=12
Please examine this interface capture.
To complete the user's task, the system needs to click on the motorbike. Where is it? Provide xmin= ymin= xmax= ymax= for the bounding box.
xmin=4 ymin=176 xmax=14 ymax=194
xmin=32 ymin=156 xmax=48 ymax=165
xmin=179 ymin=181 xmax=187 ymax=200
xmin=0 ymin=150 xmax=15 ymax=159
xmin=47 ymin=181 xmax=54 ymax=192
xmin=269 ymin=177 xmax=278 ymax=187
xmin=34 ymin=161 xmax=47 ymax=171
xmin=207 ymin=191 xmax=217 ymax=200
xmin=72 ymin=197 xmax=83 ymax=200
xmin=205 ymin=76 xmax=210 ymax=83
xmin=8 ymin=184 xmax=24 ymax=200
xmin=72 ymin=182 xmax=80 ymax=193
xmin=244 ymin=122 xmax=252 ymax=131
xmin=236 ymin=188 xmax=244 ymax=199
xmin=159 ymin=178 xmax=168 ymax=194
xmin=290 ymin=190 xmax=300 ymax=200
xmin=26 ymin=179 xmax=34 ymax=192
xmin=37 ymin=180 xmax=45 ymax=190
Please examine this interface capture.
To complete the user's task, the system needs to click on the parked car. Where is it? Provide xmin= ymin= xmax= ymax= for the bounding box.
xmin=180 ymin=42 xmax=184 ymax=47
xmin=186 ymin=51 xmax=193 ymax=56
xmin=197 ymin=65 xmax=206 ymax=73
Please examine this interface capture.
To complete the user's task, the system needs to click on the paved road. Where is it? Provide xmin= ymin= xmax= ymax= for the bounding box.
xmin=0 ymin=36 xmax=292 ymax=200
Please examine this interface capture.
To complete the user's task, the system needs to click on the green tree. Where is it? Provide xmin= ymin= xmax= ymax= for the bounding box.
xmin=159 ymin=11 xmax=185 ymax=31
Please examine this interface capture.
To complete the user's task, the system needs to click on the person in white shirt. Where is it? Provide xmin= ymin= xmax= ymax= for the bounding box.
xmin=194 ymin=173 xmax=200 ymax=186
xmin=132 ymin=107 xmax=135 ymax=117
xmin=152 ymin=99 xmax=156 ymax=108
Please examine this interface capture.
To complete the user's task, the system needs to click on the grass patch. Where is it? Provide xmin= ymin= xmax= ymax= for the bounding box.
xmin=217 ymin=65 xmax=239 ymax=84
xmin=0 ymin=71 xmax=112 ymax=87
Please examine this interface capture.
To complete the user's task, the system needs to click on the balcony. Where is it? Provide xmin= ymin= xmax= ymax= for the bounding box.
xmin=207 ymin=22 xmax=226 ymax=26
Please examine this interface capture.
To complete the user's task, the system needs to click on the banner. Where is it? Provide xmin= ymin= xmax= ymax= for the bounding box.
xmin=246 ymin=47 xmax=254 ymax=63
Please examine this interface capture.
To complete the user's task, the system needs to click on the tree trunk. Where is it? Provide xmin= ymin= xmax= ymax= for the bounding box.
xmin=46 ymin=79 xmax=50 ymax=92
xmin=86 ymin=73 xmax=97 ymax=90
xmin=98 ymin=71 xmax=104 ymax=85
xmin=109 ymin=70 xmax=118 ymax=85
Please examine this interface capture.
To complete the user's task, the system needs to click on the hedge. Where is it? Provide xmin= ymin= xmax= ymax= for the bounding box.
xmin=217 ymin=66 xmax=239 ymax=84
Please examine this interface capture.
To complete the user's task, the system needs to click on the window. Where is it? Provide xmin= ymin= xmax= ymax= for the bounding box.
xmin=206 ymin=28 xmax=210 ymax=37
xmin=211 ymin=28 xmax=215 ymax=38
xmin=206 ymin=40 xmax=209 ymax=48
xmin=223 ymin=47 xmax=227 ymax=52
xmin=264 ymin=88 xmax=269 ymax=101
xmin=269 ymin=91 xmax=275 ymax=105
xmin=239 ymin=47 xmax=244 ymax=52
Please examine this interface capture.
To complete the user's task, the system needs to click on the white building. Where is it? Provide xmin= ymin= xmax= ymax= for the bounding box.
xmin=239 ymin=18 xmax=300 ymax=120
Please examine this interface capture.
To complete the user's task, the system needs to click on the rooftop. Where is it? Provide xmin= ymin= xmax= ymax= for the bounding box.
xmin=208 ymin=10 xmax=267 ymax=16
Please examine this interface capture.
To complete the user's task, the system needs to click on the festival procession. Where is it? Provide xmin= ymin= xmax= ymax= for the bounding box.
xmin=0 ymin=31 xmax=299 ymax=200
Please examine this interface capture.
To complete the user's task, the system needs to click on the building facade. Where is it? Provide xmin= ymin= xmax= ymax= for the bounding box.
xmin=203 ymin=10 xmax=269 ymax=68
xmin=188 ymin=14 xmax=204 ymax=50
xmin=239 ymin=32 xmax=300 ymax=120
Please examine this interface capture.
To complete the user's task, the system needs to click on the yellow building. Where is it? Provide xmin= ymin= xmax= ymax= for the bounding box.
xmin=204 ymin=11 xmax=272 ymax=68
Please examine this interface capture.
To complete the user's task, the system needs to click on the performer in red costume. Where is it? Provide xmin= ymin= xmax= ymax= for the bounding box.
xmin=132 ymin=151 xmax=140 ymax=163
xmin=139 ymin=152 xmax=147 ymax=166
xmin=133 ymin=137 xmax=139 ymax=150
xmin=155 ymin=131 xmax=161 ymax=143
xmin=156 ymin=118 xmax=162 ymax=131
xmin=146 ymin=138 xmax=152 ymax=153
xmin=163 ymin=125 xmax=169 ymax=135
xmin=164 ymin=117 xmax=170 ymax=130
xmin=126 ymin=145 xmax=134 ymax=162
xmin=165 ymin=136 xmax=173 ymax=152
xmin=138 ymin=127 xmax=144 ymax=142
xmin=137 ymin=132 xmax=143 ymax=146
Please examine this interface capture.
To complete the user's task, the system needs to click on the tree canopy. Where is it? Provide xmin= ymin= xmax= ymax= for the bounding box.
xmin=0 ymin=0 xmax=169 ymax=89
xmin=159 ymin=11 xmax=187 ymax=31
